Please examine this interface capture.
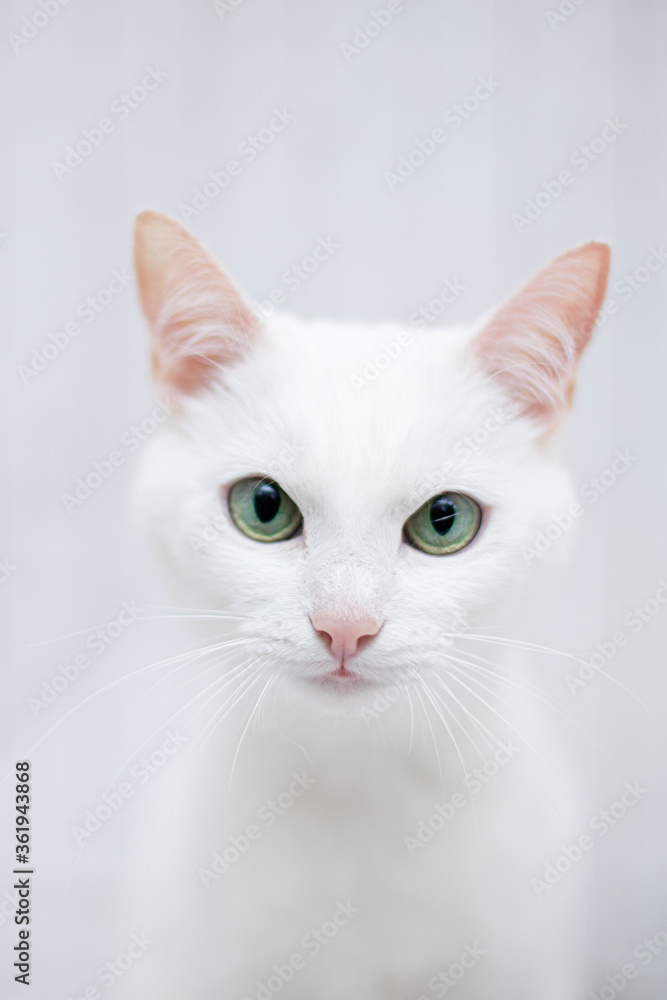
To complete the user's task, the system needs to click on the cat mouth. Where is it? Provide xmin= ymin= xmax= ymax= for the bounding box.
xmin=332 ymin=663 xmax=356 ymax=679
xmin=312 ymin=663 xmax=376 ymax=690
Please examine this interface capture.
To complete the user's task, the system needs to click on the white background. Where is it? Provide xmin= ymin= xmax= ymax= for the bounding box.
xmin=1 ymin=0 xmax=667 ymax=996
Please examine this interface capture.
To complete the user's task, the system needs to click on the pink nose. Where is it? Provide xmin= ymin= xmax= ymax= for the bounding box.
xmin=312 ymin=617 xmax=382 ymax=661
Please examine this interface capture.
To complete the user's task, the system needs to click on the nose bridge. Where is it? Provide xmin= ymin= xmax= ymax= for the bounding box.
xmin=307 ymin=550 xmax=390 ymax=623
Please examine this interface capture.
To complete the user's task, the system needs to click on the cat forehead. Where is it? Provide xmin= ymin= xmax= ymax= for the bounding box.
xmin=231 ymin=314 xmax=477 ymax=420
xmin=202 ymin=316 xmax=479 ymax=449
xmin=265 ymin=313 xmax=473 ymax=386
xmin=184 ymin=315 xmax=527 ymax=505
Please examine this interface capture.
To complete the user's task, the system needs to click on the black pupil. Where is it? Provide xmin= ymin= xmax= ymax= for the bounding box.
xmin=430 ymin=496 xmax=456 ymax=535
xmin=254 ymin=482 xmax=281 ymax=523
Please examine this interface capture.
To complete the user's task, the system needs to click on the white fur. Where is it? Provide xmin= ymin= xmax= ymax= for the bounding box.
xmin=121 ymin=310 xmax=594 ymax=1000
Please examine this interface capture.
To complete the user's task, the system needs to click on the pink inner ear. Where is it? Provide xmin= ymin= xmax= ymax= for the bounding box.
xmin=473 ymin=243 xmax=610 ymax=425
xmin=134 ymin=211 xmax=259 ymax=396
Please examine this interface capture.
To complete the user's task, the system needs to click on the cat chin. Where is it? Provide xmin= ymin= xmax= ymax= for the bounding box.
xmin=288 ymin=669 xmax=402 ymax=719
xmin=305 ymin=672 xmax=379 ymax=694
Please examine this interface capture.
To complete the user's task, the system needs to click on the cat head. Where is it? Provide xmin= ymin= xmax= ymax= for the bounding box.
xmin=134 ymin=211 xmax=609 ymax=698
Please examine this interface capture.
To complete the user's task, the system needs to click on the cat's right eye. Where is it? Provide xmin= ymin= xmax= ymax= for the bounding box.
xmin=403 ymin=491 xmax=482 ymax=555
xmin=227 ymin=477 xmax=303 ymax=543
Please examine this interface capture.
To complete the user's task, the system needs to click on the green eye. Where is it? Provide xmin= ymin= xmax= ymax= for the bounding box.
xmin=404 ymin=492 xmax=482 ymax=555
xmin=228 ymin=478 xmax=302 ymax=543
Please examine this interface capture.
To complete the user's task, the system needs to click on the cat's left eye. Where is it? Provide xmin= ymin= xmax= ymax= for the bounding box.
xmin=227 ymin=477 xmax=303 ymax=543
xmin=404 ymin=491 xmax=482 ymax=555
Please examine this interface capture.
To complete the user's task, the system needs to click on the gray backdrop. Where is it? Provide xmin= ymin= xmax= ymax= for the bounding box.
xmin=2 ymin=0 xmax=666 ymax=996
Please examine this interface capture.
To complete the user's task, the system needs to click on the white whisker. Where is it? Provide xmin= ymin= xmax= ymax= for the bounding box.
xmin=26 ymin=611 xmax=250 ymax=648
xmin=445 ymin=665 xmax=562 ymax=784
xmin=135 ymin=636 xmax=255 ymax=708
xmin=411 ymin=679 xmax=445 ymax=789
xmin=441 ymin=631 xmax=588 ymax=666
xmin=426 ymin=671 xmax=494 ymax=760
xmin=228 ymin=670 xmax=278 ymax=791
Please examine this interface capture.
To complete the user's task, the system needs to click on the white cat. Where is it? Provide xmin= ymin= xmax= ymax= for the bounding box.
xmin=125 ymin=210 xmax=610 ymax=1000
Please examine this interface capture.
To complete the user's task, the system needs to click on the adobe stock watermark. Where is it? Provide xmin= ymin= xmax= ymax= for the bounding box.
xmin=521 ymin=448 xmax=638 ymax=564
xmin=594 ymin=245 xmax=667 ymax=327
xmin=61 ymin=398 xmax=175 ymax=513
xmin=70 ymin=730 xmax=188 ymax=847
xmin=18 ymin=265 xmax=133 ymax=384
xmin=65 ymin=931 xmax=154 ymax=999
xmin=213 ymin=0 xmax=246 ymax=19
xmin=407 ymin=277 xmax=469 ymax=331
xmin=178 ymin=107 xmax=295 ymax=223
xmin=198 ymin=771 xmax=317 ymax=887
xmin=511 ymin=117 xmax=628 ymax=233
xmin=251 ymin=236 xmax=340 ymax=322
xmin=564 ymin=578 xmax=667 ymax=695
xmin=28 ymin=602 xmax=143 ymax=717
xmin=51 ymin=67 xmax=168 ymax=180
xmin=359 ymin=679 xmax=411 ymax=726
xmin=530 ymin=781 xmax=648 ymax=897
xmin=0 ymin=557 xmax=17 ymax=587
xmin=339 ymin=0 xmax=409 ymax=63
xmin=587 ymin=918 xmax=667 ymax=1000
xmin=7 ymin=0 xmax=76 ymax=55
xmin=241 ymin=900 xmax=359 ymax=1000
xmin=350 ymin=329 xmax=413 ymax=390
xmin=546 ymin=0 xmax=590 ymax=30
xmin=350 ymin=276 xmax=468 ymax=391
xmin=404 ymin=740 xmax=521 ymax=856
xmin=403 ymin=403 xmax=521 ymax=516
xmin=416 ymin=942 xmax=486 ymax=1000
xmin=385 ymin=75 xmax=501 ymax=192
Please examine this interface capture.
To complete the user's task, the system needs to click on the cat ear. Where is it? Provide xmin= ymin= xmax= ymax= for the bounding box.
xmin=134 ymin=210 xmax=260 ymax=396
xmin=472 ymin=242 xmax=610 ymax=430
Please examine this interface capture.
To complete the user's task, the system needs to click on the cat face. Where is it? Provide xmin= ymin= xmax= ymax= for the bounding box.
xmin=134 ymin=212 xmax=609 ymax=696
